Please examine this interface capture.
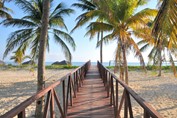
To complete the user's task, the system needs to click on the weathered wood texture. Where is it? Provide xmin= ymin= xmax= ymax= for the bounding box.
xmin=67 ymin=66 xmax=114 ymax=118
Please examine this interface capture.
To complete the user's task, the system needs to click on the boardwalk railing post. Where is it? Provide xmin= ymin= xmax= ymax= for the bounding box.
xmin=62 ymin=80 xmax=66 ymax=118
xmin=115 ymin=80 xmax=118 ymax=118
xmin=69 ymin=75 xmax=73 ymax=106
xmin=144 ymin=109 xmax=150 ymax=118
xmin=18 ymin=110 xmax=25 ymax=118
xmin=66 ymin=75 xmax=71 ymax=113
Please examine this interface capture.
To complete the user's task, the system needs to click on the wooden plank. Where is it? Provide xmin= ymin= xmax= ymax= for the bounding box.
xmin=67 ymin=66 xmax=114 ymax=118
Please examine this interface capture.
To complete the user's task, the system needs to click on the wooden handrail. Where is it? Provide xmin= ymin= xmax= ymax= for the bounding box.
xmin=0 ymin=60 xmax=91 ymax=118
xmin=97 ymin=61 xmax=162 ymax=118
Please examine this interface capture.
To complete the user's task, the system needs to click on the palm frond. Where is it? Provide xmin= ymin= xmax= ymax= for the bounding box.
xmin=152 ymin=0 xmax=177 ymax=46
xmin=53 ymin=29 xmax=76 ymax=51
xmin=54 ymin=34 xmax=72 ymax=63
xmin=3 ymin=28 xmax=34 ymax=58
xmin=72 ymin=0 xmax=96 ymax=11
xmin=85 ymin=22 xmax=113 ymax=39
xmin=129 ymin=38 xmax=146 ymax=71
xmin=1 ymin=18 xmax=37 ymax=27
xmin=15 ymin=0 xmax=36 ymax=14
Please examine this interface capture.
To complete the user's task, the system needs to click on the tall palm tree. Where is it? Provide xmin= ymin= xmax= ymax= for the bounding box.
xmin=86 ymin=0 xmax=157 ymax=84
xmin=2 ymin=0 xmax=75 ymax=63
xmin=72 ymin=0 xmax=105 ymax=63
xmin=1 ymin=0 xmax=75 ymax=117
xmin=0 ymin=0 xmax=12 ymax=19
xmin=35 ymin=0 xmax=49 ymax=117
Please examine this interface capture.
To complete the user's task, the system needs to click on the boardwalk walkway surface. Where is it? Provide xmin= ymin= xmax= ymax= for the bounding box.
xmin=67 ymin=66 xmax=114 ymax=118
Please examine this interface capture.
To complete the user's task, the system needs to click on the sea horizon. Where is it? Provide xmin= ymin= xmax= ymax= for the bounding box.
xmin=4 ymin=61 xmax=175 ymax=66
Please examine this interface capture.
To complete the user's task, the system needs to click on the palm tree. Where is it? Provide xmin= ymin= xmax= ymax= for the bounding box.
xmin=1 ymin=0 xmax=75 ymax=117
xmin=35 ymin=0 xmax=50 ymax=117
xmin=2 ymin=0 xmax=75 ymax=63
xmin=138 ymin=30 xmax=177 ymax=77
xmin=72 ymin=0 xmax=105 ymax=63
xmin=86 ymin=0 xmax=157 ymax=84
xmin=0 ymin=0 xmax=12 ymax=19
xmin=138 ymin=0 xmax=177 ymax=77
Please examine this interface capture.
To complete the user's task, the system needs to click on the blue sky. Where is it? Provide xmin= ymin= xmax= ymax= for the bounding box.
xmin=0 ymin=0 xmax=158 ymax=63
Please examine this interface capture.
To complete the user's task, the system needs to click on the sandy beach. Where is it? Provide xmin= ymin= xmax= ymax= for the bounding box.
xmin=0 ymin=68 xmax=177 ymax=117
xmin=127 ymin=71 xmax=177 ymax=118
xmin=115 ymin=70 xmax=177 ymax=118
xmin=0 ymin=68 xmax=74 ymax=116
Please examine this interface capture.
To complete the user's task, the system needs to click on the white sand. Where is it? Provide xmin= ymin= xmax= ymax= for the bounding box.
xmin=0 ymin=68 xmax=74 ymax=116
xmin=115 ymin=70 xmax=177 ymax=118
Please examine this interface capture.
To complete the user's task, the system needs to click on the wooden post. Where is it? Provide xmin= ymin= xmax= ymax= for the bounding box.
xmin=144 ymin=110 xmax=150 ymax=118
xmin=18 ymin=110 xmax=25 ymax=118
xmin=62 ymin=80 xmax=66 ymax=117
xmin=124 ymin=90 xmax=128 ymax=118
xmin=115 ymin=80 xmax=118 ymax=118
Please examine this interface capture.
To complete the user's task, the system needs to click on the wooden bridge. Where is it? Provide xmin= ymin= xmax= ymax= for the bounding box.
xmin=1 ymin=61 xmax=162 ymax=118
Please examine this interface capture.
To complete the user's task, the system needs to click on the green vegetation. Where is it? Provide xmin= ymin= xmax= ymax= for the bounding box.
xmin=45 ymin=65 xmax=78 ymax=69
xmin=107 ymin=65 xmax=175 ymax=71
xmin=0 ymin=64 xmax=78 ymax=70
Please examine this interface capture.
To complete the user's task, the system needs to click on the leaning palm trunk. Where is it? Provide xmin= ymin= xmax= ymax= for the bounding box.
xmin=35 ymin=0 xmax=50 ymax=117
xmin=122 ymin=44 xmax=128 ymax=85
xmin=157 ymin=41 xmax=163 ymax=77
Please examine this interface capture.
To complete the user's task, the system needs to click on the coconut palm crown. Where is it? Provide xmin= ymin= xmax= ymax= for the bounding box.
xmin=84 ymin=0 xmax=158 ymax=84
xmin=72 ymin=0 xmax=106 ymax=63
xmin=1 ymin=0 xmax=75 ymax=63
xmin=152 ymin=0 xmax=177 ymax=48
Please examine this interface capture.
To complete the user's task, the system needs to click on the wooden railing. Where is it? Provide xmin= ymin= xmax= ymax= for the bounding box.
xmin=1 ymin=61 xmax=91 ymax=118
xmin=97 ymin=61 xmax=162 ymax=118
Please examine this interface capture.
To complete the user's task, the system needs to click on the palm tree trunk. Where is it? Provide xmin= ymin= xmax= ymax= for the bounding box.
xmin=100 ymin=31 xmax=103 ymax=63
xmin=158 ymin=58 xmax=162 ymax=76
xmin=122 ymin=45 xmax=128 ymax=85
xmin=158 ymin=43 xmax=162 ymax=77
xmin=35 ymin=0 xmax=50 ymax=117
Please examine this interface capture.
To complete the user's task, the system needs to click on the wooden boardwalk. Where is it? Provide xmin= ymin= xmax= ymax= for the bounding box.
xmin=67 ymin=66 xmax=114 ymax=118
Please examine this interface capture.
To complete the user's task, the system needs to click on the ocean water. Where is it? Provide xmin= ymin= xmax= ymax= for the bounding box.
xmin=45 ymin=62 xmax=140 ymax=66
xmin=5 ymin=61 xmax=175 ymax=66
